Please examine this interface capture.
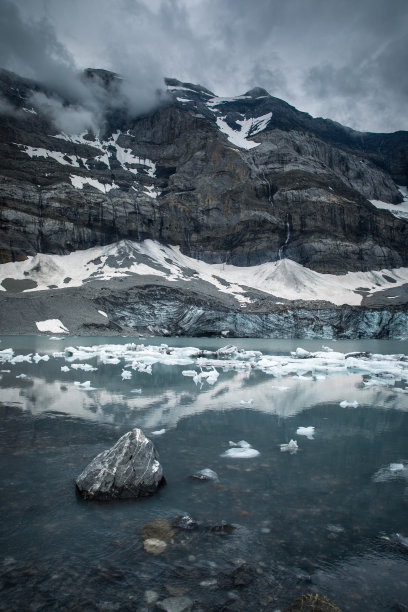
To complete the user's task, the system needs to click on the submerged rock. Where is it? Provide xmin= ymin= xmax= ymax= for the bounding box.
xmin=75 ymin=428 xmax=165 ymax=500
xmin=190 ymin=468 xmax=219 ymax=481
xmin=143 ymin=538 xmax=167 ymax=555
xmin=285 ymin=593 xmax=342 ymax=611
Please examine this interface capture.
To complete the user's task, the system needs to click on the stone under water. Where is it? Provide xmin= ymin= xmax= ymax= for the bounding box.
xmin=75 ymin=428 xmax=165 ymax=500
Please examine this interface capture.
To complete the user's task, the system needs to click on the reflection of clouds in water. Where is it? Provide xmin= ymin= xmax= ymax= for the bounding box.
xmin=2 ymin=364 xmax=408 ymax=434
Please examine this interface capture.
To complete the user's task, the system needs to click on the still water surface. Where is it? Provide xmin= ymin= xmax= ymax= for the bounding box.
xmin=0 ymin=336 xmax=407 ymax=611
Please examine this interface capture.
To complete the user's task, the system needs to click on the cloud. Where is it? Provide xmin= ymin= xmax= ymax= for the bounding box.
xmin=0 ymin=0 xmax=166 ymax=133
xmin=1 ymin=0 xmax=408 ymax=133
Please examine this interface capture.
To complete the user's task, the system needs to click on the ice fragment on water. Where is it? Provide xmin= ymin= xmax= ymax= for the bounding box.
xmin=229 ymin=440 xmax=252 ymax=448
xmin=151 ymin=429 xmax=166 ymax=436
xmin=222 ymin=440 xmax=259 ymax=458
xmin=280 ymin=439 xmax=299 ymax=453
xmin=121 ymin=369 xmax=132 ymax=380
xmin=296 ymin=426 xmax=315 ymax=439
xmin=71 ymin=363 xmax=97 ymax=371
xmin=61 ymin=366 xmax=70 ymax=372
xmin=390 ymin=463 xmax=404 ymax=472
xmin=221 ymin=447 xmax=260 ymax=458
xmin=74 ymin=380 xmax=96 ymax=390
xmin=293 ymin=347 xmax=311 ymax=359
xmin=339 ymin=400 xmax=359 ymax=408
xmin=240 ymin=399 xmax=254 ymax=406
xmin=373 ymin=463 xmax=407 ymax=482
xmin=33 ymin=353 xmax=50 ymax=363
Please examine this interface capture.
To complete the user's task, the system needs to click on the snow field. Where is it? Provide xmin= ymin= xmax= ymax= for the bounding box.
xmin=2 ymin=239 xmax=408 ymax=307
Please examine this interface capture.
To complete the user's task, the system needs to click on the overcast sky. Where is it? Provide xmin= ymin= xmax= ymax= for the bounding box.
xmin=1 ymin=0 xmax=407 ymax=133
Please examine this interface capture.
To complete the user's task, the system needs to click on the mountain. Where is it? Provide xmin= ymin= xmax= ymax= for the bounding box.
xmin=0 ymin=68 xmax=407 ymax=338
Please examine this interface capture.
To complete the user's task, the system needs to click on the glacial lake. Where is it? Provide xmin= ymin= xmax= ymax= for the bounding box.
xmin=0 ymin=335 xmax=407 ymax=611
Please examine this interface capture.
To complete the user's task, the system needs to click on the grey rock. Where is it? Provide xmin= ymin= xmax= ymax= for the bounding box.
xmin=75 ymin=428 xmax=165 ymax=500
xmin=190 ymin=468 xmax=219 ymax=481
xmin=156 ymin=596 xmax=193 ymax=612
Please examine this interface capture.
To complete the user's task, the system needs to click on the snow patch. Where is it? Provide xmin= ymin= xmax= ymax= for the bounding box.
xmin=36 ymin=319 xmax=68 ymax=334
xmin=70 ymin=174 xmax=117 ymax=193
xmin=2 ymin=239 xmax=408 ymax=306
xmin=370 ymin=198 xmax=408 ymax=221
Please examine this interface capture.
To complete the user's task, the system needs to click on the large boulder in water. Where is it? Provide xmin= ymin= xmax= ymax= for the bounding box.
xmin=75 ymin=428 xmax=165 ymax=500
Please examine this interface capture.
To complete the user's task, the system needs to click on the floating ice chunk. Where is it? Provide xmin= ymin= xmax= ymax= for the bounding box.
xmin=326 ymin=524 xmax=344 ymax=533
xmin=151 ymin=429 xmax=166 ymax=436
xmin=322 ymin=346 xmax=334 ymax=352
xmin=294 ymin=348 xmax=311 ymax=359
xmin=191 ymin=468 xmax=219 ymax=481
xmin=229 ymin=440 xmax=252 ymax=448
xmin=1 ymin=369 xmax=11 ymax=373
xmin=339 ymin=400 xmax=359 ymax=408
xmin=221 ymin=447 xmax=260 ymax=459
xmin=271 ymin=385 xmax=289 ymax=391
xmin=390 ymin=463 xmax=404 ymax=472
xmin=74 ymin=381 xmax=96 ymax=390
xmin=71 ymin=363 xmax=97 ymax=371
xmin=240 ymin=399 xmax=254 ymax=406
xmin=98 ymin=310 xmax=108 ymax=318
xmin=182 ymin=370 xmax=197 ymax=377
xmin=395 ymin=533 xmax=408 ymax=548
xmin=131 ymin=388 xmax=142 ymax=393
xmin=16 ymin=373 xmax=28 ymax=379
xmin=32 ymin=353 xmax=50 ymax=363
xmin=373 ymin=463 xmax=407 ymax=482
xmin=121 ymin=369 xmax=132 ymax=380
xmin=296 ymin=426 xmax=315 ymax=439
xmin=10 ymin=354 xmax=33 ymax=364
xmin=61 ymin=365 xmax=70 ymax=372
xmin=293 ymin=374 xmax=313 ymax=381
xmin=280 ymin=439 xmax=299 ymax=453
xmin=0 ymin=348 xmax=14 ymax=363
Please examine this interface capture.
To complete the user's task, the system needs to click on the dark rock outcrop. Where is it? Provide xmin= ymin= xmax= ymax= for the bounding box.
xmin=75 ymin=428 xmax=165 ymax=500
xmin=0 ymin=68 xmax=407 ymax=273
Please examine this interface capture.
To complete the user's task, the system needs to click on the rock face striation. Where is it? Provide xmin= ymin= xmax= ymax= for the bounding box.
xmin=75 ymin=428 xmax=165 ymax=500
xmin=0 ymin=68 xmax=407 ymax=338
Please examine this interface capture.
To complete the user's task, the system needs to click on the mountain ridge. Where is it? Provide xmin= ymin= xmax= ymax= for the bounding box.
xmin=0 ymin=68 xmax=407 ymax=338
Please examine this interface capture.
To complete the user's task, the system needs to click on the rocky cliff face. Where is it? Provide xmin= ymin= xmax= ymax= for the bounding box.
xmin=0 ymin=68 xmax=407 ymax=338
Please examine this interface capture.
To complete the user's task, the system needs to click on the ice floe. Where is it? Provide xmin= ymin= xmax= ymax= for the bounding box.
xmin=373 ymin=462 xmax=408 ymax=482
xmin=221 ymin=447 xmax=260 ymax=459
xmin=71 ymin=363 xmax=97 ymax=372
xmin=339 ymin=400 xmax=359 ymax=408
xmin=74 ymin=381 xmax=96 ymax=390
xmin=296 ymin=426 xmax=315 ymax=439
xmin=151 ymin=429 xmax=166 ymax=436
xmin=280 ymin=440 xmax=299 ymax=453
xmin=222 ymin=440 xmax=260 ymax=458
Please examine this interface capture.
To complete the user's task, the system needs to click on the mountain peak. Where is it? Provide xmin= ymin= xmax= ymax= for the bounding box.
xmin=164 ymin=77 xmax=214 ymax=97
xmin=244 ymin=87 xmax=270 ymax=98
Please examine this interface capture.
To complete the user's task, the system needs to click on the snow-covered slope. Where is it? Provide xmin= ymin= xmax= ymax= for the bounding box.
xmin=1 ymin=240 xmax=408 ymax=307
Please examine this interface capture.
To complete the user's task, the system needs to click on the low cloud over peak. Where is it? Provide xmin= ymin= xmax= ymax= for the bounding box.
xmin=1 ymin=0 xmax=407 ymax=133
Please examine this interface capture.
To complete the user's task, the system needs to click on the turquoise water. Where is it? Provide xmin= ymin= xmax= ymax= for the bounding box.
xmin=0 ymin=336 xmax=407 ymax=610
